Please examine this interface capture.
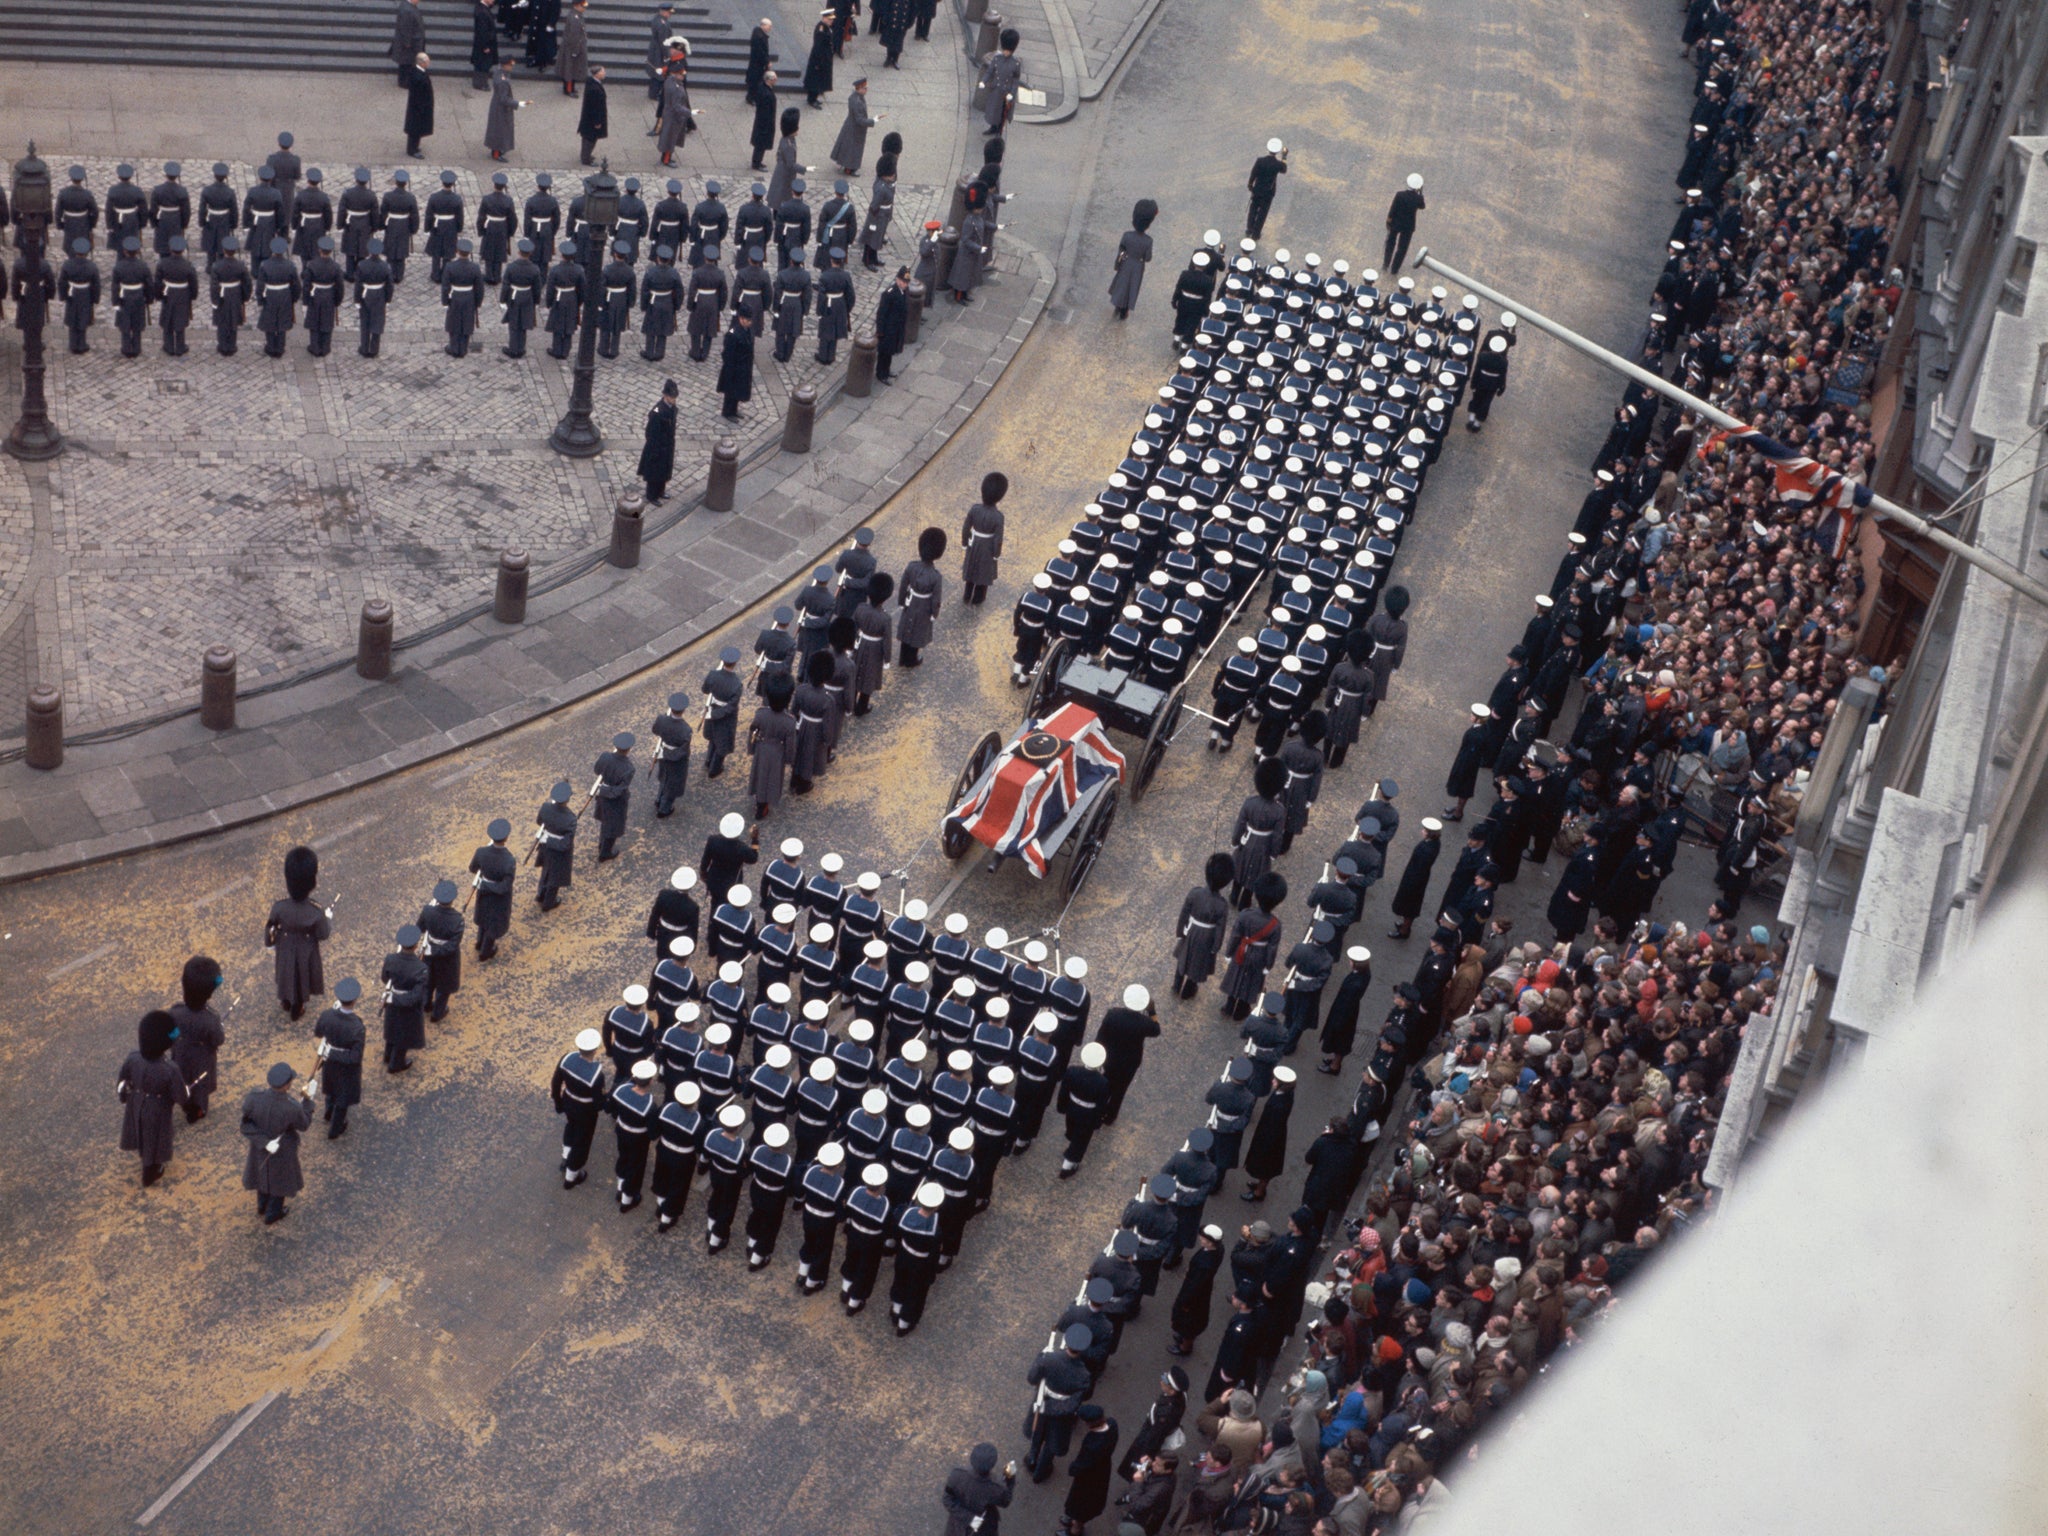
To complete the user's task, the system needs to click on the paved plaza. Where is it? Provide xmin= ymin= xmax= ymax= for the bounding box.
xmin=0 ymin=156 xmax=951 ymax=734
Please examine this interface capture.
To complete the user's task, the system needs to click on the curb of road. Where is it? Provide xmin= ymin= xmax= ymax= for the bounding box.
xmin=0 ymin=240 xmax=1057 ymax=888
xmin=1013 ymin=0 xmax=1170 ymax=125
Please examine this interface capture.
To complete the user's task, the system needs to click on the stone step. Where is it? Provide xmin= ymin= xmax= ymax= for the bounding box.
xmin=0 ymin=0 xmax=773 ymax=87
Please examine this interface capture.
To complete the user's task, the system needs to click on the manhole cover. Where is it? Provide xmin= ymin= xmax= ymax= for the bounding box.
xmin=156 ymin=379 xmax=192 ymax=395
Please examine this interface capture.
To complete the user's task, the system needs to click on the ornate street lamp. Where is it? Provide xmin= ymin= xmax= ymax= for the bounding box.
xmin=549 ymin=163 xmax=620 ymax=458
xmin=7 ymin=143 xmax=63 ymax=461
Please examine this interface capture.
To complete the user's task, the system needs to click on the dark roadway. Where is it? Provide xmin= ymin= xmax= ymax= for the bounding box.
xmin=0 ymin=0 xmax=1692 ymax=1529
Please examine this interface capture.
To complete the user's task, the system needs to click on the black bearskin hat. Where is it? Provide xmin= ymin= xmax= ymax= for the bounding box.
xmin=284 ymin=844 xmax=319 ymax=901
xmin=918 ymin=526 xmax=947 ymax=562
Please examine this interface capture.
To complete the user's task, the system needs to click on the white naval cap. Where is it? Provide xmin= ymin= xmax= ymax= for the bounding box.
xmin=772 ymin=902 xmax=798 ymax=925
xmin=804 ymin=998 xmax=830 ymax=1021
xmin=1273 ymin=1065 xmax=1298 ymax=1086
xmin=1031 ymin=1010 xmax=1058 ymax=1035
xmin=847 ymin=1018 xmax=876 ymax=1042
xmin=719 ymin=812 xmax=746 ymax=837
xmin=766 ymin=1043 xmax=793 ymax=1070
xmin=1347 ymin=945 xmax=1372 ymax=964
xmin=817 ymin=1140 xmax=846 ymax=1166
xmin=1080 ymin=1042 xmax=1107 ymax=1068
xmin=820 ymin=852 xmax=845 ymax=874
xmin=1065 ymin=957 xmax=1088 ymax=979
xmin=763 ymin=1122 xmax=791 ymax=1147
xmin=766 ymin=982 xmax=791 ymax=1005
xmin=718 ymin=961 xmax=744 ymax=984
xmin=674 ymin=1081 xmax=702 ymax=1104
xmin=726 ymin=884 xmax=753 ymax=907
xmin=949 ymin=1126 xmax=976 ymax=1152
xmin=810 ymin=922 xmax=834 ymax=943
xmin=862 ymin=1088 xmax=888 ymax=1114
xmin=780 ymin=837 xmax=804 ymax=858
xmin=622 ymin=984 xmax=649 ymax=1007
xmin=948 ymin=1049 xmax=974 ymax=1073
xmin=668 ymin=935 xmax=696 ymax=958
xmin=718 ymin=1103 xmax=747 ymax=1128
xmin=1123 ymin=984 xmax=1150 ymax=1010
xmin=1266 ymin=137 xmax=1284 ymax=153
xmin=861 ymin=1162 xmax=889 ymax=1187
xmin=865 ymin=939 xmax=888 ymax=960
xmin=631 ymin=1059 xmax=657 ymax=1081
xmin=985 ymin=996 xmax=1011 ymax=1020
xmin=905 ymin=960 xmax=931 ymax=985
xmin=575 ymin=1028 xmax=602 ymax=1052
xmin=858 ymin=871 xmax=881 ymax=893
xmin=916 ymin=1181 xmax=945 ymax=1209
xmin=905 ymin=898 xmax=929 ymax=921
xmin=704 ymin=1023 xmax=733 ymax=1046
xmin=901 ymin=1038 xmax=929 ymax=1063
xmin=1024 ymin=940 xmax=1048 ymax=963
xmin=944 ymin=913 xmax=969 ymax=935
xmin=906 ymin=1103 xmax=932 ymax=1128
xmin=952 ymin=978 xmax=976 ymax=999
xmin=670 ymin=865 xmax=697 ymax=890
xmin=809 ymin=1056 xmax=837 ymax=1081
xmin=988 ymin=1065 xmax=1015 ymax=1088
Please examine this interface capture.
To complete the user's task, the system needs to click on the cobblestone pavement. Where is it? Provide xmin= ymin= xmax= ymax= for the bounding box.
xmin=1 ymin=155 xmax=950 ymax=733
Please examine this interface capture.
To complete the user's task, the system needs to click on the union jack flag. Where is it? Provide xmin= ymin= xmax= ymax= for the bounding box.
xmin=948 ymin=703 xmax=1126 ymax=877
xmin=1705 ymin=424 xmax=1873 ymax=560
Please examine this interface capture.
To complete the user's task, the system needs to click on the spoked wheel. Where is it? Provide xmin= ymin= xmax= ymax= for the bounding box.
xmin=1063 ymin=782 xmax=1120 ymax=899
xmin=1131 ymin=685 xmax=1186 ymax=802
xmin=941 ymin=729 xmax=1004 ymax=859
xmin=1025 ymin=637 xmax=1070 ymax=722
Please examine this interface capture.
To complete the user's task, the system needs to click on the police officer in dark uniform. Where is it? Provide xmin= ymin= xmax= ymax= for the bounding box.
xmin=244 ymin=164 xmax=286 ymax=263
xmin=524 ymin=170 xmax=562 ymax=257
xmin=425 ymin=169 xmax=466 ymax=281
xmin=153 ymin=235 xmax=199 ymax=356
xmin=105 ymin=163 xmax=147 ymax=249
xmin=111 ymin=236 xmax=152 ymax=358
xmin=415 ymin=880 xmax=466 ymax=1020
xmin=337 ymin=166 xmax=379 ymax=278
xmin=379 ymin=924 xmax=430 ymax=1073
xmin=551 ymin=1027 xmax=609 ymax=1186
xmin=639 ymin=243 xmax=685 ymax=360
xmin=206 ymin=233 xmax=251 ymax=355
xmin=379 ymin=168 xmax=420 ymax=284
xmin=466 ymin=818 xmax=518 ymax=958
xmin=544 ymin=238 xmax=583 ymax=359
xmin=148 ymin=161 xmax=191 ymax=257
xmin=534 ymin=778 xmax=579 ymax=910
xmin=650 ymin=691 xmax=693 ymax=815
xmin=350 ymin=235 xmax=393 ymax=357
xmin=686 ymin=241 xmax=727 ymax=361
xmin=591 ymin=731 xmax=636 ymax=860
xmin=598 ymin=237 xmax=636 ymax=358
xmin=477 ymin=170 xmax=518 ymax=283
xmin=500 ymin=236 xmax=542 ymax=358
xmin=313 ymin=977 xmax=368 ymax=1139
xmin=302 ymin=235 xmax=345 ymax=356
xmin=57 ymin=165 xmax=99 ymax=255
xmin=691 ymin=179 xmax=731 ymax=265
xmin=58 ymin=238 xmax=99 ymax=353
xmin=256 ymin=236 xmax=300 ymax=357
xmin=291 ymin=166 xmax=334 ymax=267
xmin=702 ymin=646 xmax=745 ymax=776
xmin=441 ymin=235 xmax=484 ymax=356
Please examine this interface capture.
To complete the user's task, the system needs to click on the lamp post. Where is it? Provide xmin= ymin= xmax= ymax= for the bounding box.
xmin=7 ymin=143 xmax=63 ymax=462
xmin=549 ymin=164 xmax=620 ymax=458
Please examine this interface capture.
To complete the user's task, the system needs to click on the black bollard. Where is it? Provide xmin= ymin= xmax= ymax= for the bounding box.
xmin=782 ymin=384 xmax=817 ymax=454
xmin=495 ymin=547 xmax=530 ymax=624
xmin=608 ymin=491 xmax=645 ymax=569
xmin=357 ymin=599 xmax=393 ymax=680
xmin=200 ymin=646 xmax=237 ymax=731
xmin=24 ymin=684 xmax=62 ymax=770
xmin=706 ymin=437 xmax=739 ymax=512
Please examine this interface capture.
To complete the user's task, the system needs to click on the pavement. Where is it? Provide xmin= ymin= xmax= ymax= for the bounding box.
xmin=0 ymin=0 xmax=1705 ymax=1528
xmin=0 ymin=10 xmax=1059 ymax=881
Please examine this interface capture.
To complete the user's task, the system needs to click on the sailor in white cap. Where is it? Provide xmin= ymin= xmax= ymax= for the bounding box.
xmin=651 ymin=1081 xmax=704 ymax=1230
xmin=552 ymin=1028 xmax=610 ymax=1186
xmin=700 ymin=1102 xmax=751 ymax=1251
xmin=1057 ymin=1040 xmax=1110 ymax=1177
xmin=839 ymin=1162 xmax=893 ymax=1311
xmin=744 ymin=1121 xmax=797 ymax=1267
xmin=604 ymin=983 xmax=658 ymax=1083
xmin=611 ymin=1058 xmax=662 ymax=1210
xmin=1384 ymin=172 xmax=1426 ymax=273
xmin=1318 ymin=944 xmax=1377 ymax=1074
xmin=889 ymin=1182 xmax=946 ymax=1334
xmin=1010 ymin=1010 xmax=1064 ymax=1152
xmin=794 ymin=1140 xmax=849 ymax=1292
xmin=1445 ymin=704 xmax=1496 ymax=823
xmin=1096 ymin=983 xmax=1160 ymax=1125
xmin=1246 ymin=137 xmax=1288 ymax=240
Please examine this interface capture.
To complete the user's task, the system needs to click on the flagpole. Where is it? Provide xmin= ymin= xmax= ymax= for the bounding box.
xmin=1412 ymin=248 xmax=2048 ymax=612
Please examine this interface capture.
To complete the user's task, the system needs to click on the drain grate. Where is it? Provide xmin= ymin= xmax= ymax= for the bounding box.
xmin=156 ymin=379 xmax=193 ymax=395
